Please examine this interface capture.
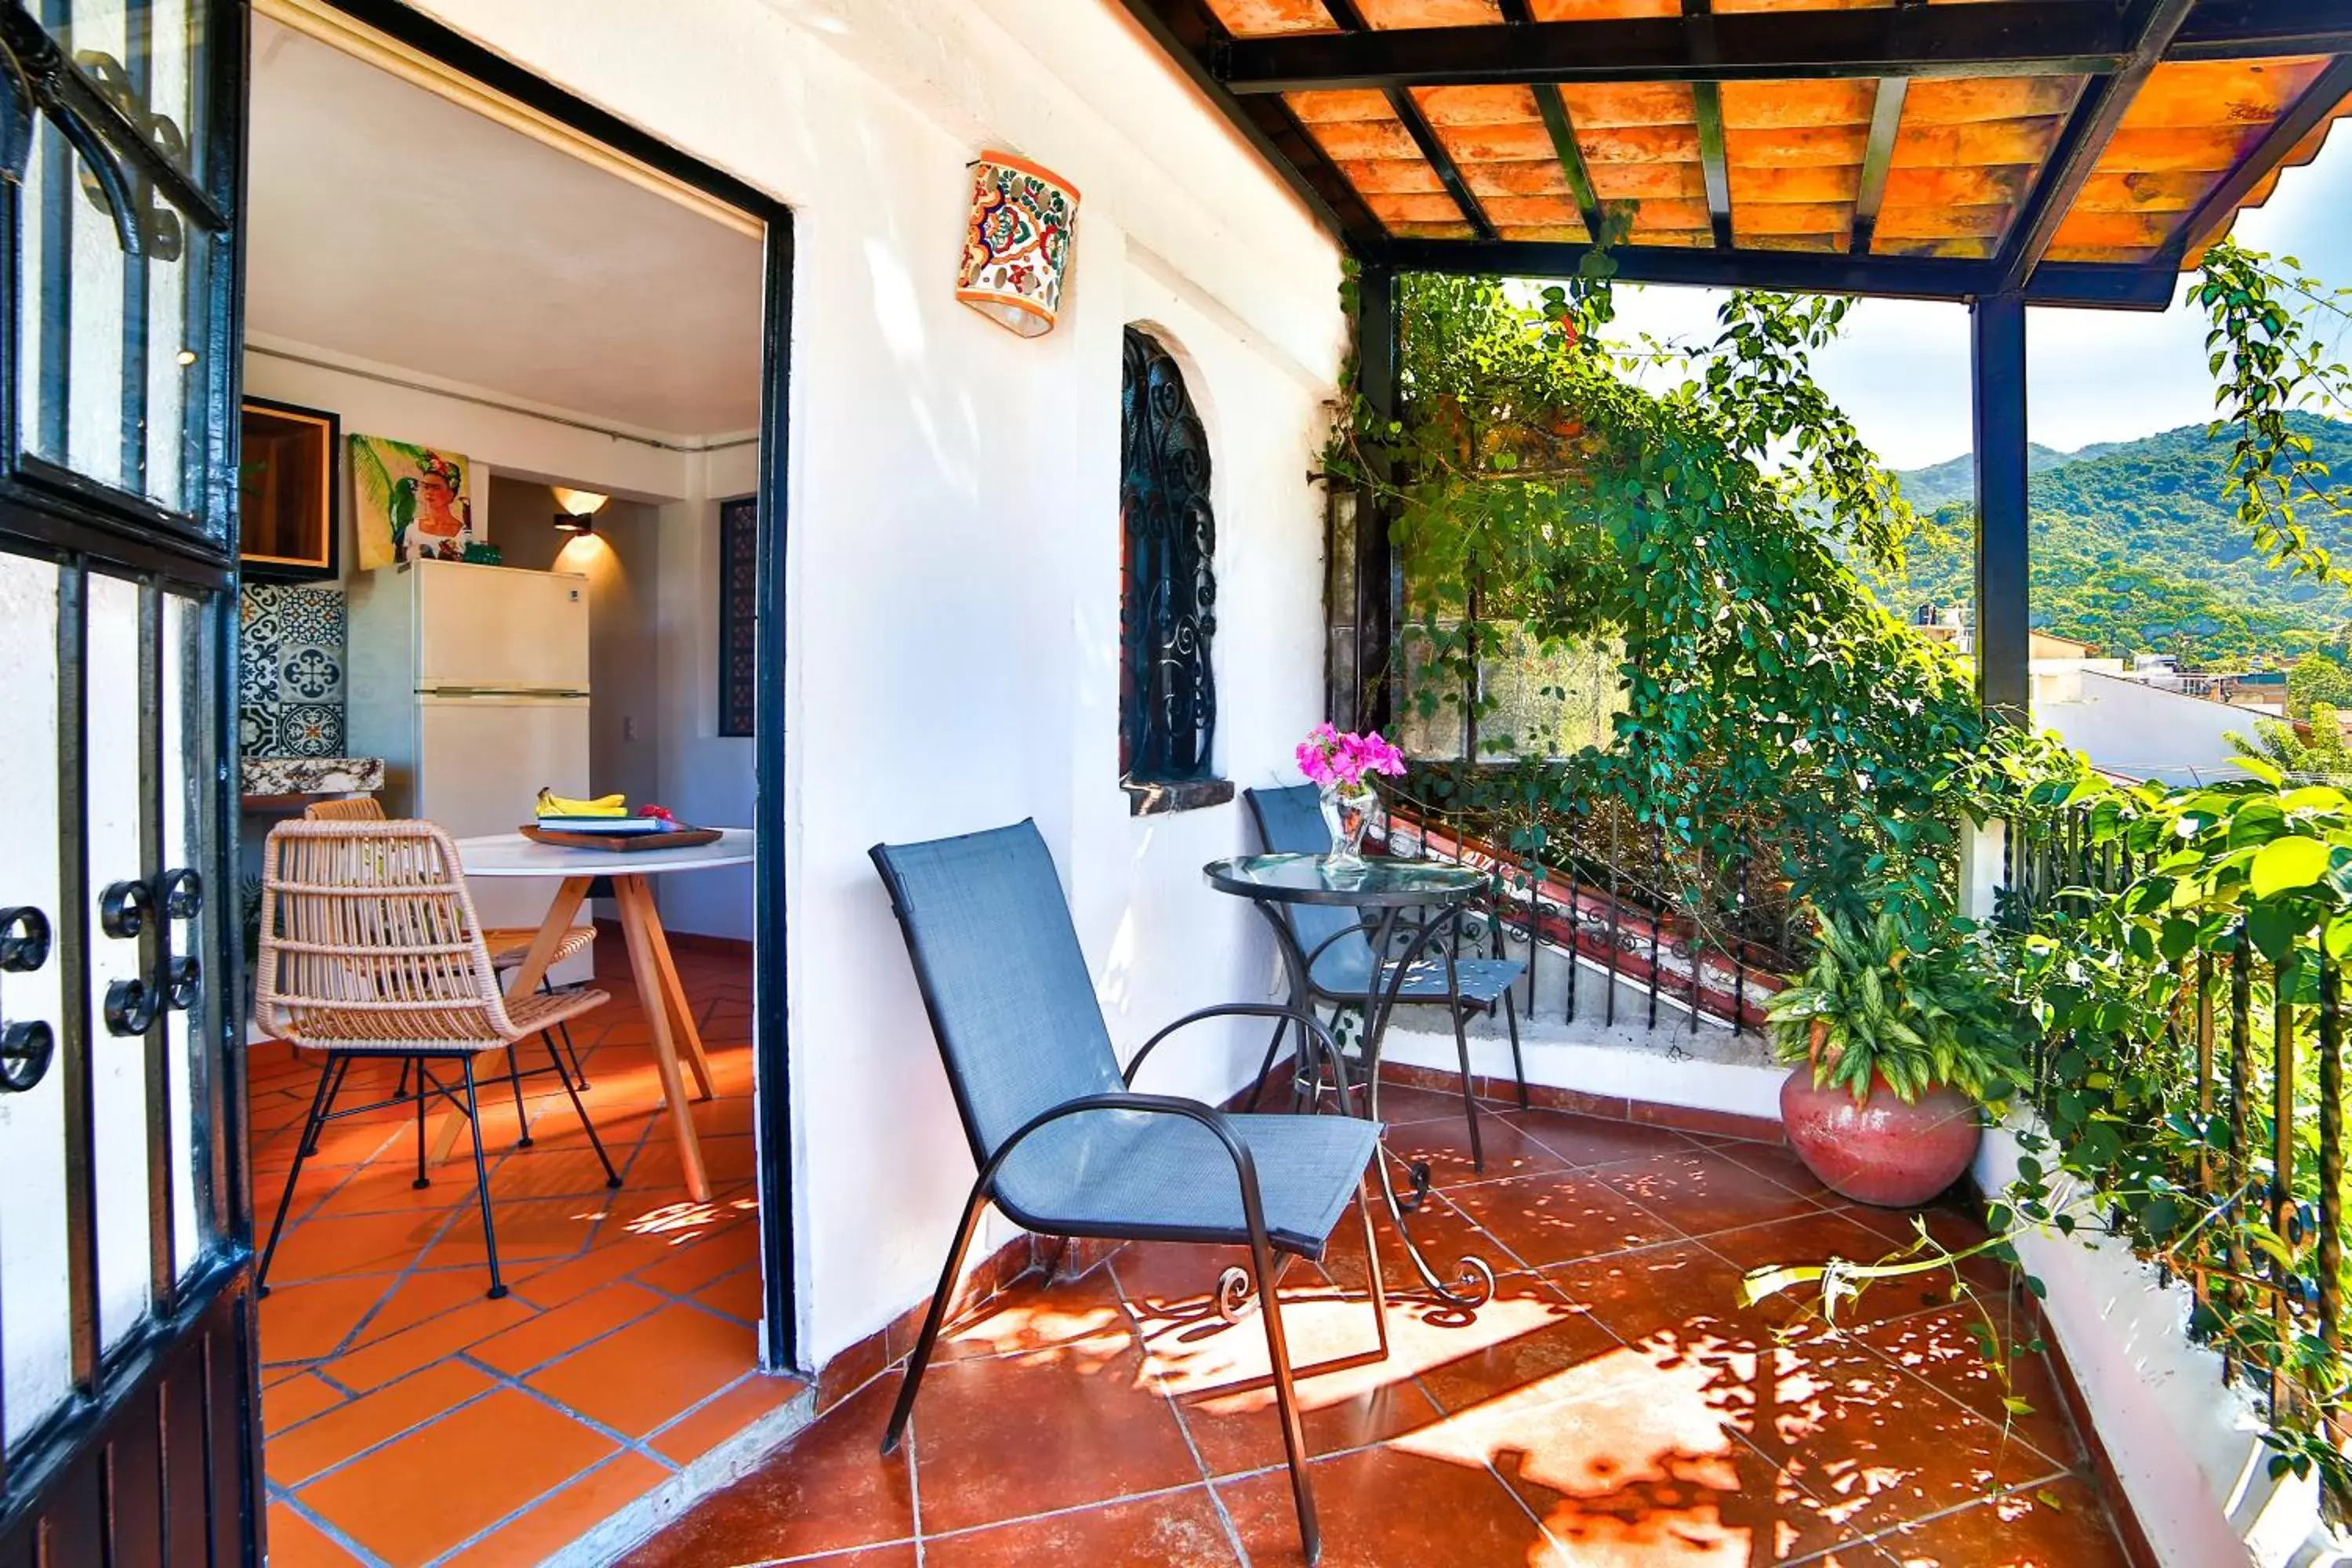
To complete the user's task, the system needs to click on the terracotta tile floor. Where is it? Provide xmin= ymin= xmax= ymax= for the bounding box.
xmin=624 ymin=1083 xmax=2131 ymax=1568
xmin=253 ymin=936 xmax=803 ymax=1567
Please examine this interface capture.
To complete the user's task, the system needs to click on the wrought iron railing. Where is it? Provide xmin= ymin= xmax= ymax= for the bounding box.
xmin=2005 ymin=808 xmax=2347 ymax=1451
xmin=1375 ymin=770 xmax=1801 ymax=1036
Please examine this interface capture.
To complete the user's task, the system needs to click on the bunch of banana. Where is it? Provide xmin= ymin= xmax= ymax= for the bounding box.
xmin=536 ymin=788 xmax=626 ymax=818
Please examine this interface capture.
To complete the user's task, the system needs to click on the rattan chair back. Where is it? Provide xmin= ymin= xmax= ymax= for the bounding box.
xmin=255 ymin=819 xmax=525 ymax=1053
xmin=302 ymin=796 xmax=387 ymax=822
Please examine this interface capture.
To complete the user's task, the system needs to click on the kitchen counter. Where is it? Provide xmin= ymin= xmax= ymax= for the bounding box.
xmin=239 ymin=756 xmax=386 ymax=800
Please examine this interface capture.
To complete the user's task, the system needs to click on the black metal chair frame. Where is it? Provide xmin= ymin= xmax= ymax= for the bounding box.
xmin=1241 ymin=788 xmax=1529 ymax=1172
xmin=256 ymin=1027 xmax=619 ymax=1301
xmin=873 ymin=840 xmax=1391 ymax=1566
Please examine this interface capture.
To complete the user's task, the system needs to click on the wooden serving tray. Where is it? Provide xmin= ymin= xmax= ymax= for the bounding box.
xmin=519 ymin=824 xmax=723 ymax=853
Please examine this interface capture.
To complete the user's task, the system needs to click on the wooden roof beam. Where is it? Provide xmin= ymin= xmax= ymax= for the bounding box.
xmin=1994 ymin=0 xmax=2202 ymax=294
xmin=2169 ymin=0 xmax=2352 ymax=63
xmin=1853 ymin=0 xmax=1927 ymax=256
xmin=1114 ymin=0 xmax=1389 ymax=253
xmin=1685 ymin=0 xmax=1734 ymax=249
xmin=1497 ymin=0 xmax=1607 ymax=242
xmin=1320 ymin=0 xmax=1498 ymax=242
xmin=1218 ymin=5 xmax=2129 ymax=93
xmin=1381 ymin=238 xmax=2180 ymax=310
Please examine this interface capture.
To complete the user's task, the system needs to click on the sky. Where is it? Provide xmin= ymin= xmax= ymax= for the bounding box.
xmin=1584 ymin=133 xmax=2352 ymax=472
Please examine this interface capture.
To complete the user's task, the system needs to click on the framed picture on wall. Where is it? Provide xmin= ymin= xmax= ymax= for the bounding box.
xmin=718 ymin=495 xmax=757 ymax=738
xmin=238 ymin=398 xmax=340 ymax=582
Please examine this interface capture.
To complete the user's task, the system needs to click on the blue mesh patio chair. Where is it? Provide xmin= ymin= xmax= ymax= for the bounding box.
xmin=1244 ymin=784 xmax=1528 ymax=1168
xmin=870 ymin=819 xmax=1391 ymax=1565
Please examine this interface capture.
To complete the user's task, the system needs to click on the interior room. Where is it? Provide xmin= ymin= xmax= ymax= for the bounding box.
xmin=233 ymin=14 xmax=781 ymax=1560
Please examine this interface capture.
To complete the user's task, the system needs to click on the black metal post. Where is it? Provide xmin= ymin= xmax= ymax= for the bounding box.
xmin=1971 ymin=291 xmax=2031 ymax=721
xmin=1356 ymin=264 xmax=1400 ymax=735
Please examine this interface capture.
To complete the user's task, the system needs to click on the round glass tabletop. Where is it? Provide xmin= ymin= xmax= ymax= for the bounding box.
xmin=1202 ymin=852 xmax=1489 ymax=907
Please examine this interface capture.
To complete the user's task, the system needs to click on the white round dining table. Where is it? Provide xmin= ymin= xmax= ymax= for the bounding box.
xmin=447 ymin=828 xmax=755 ymax=1202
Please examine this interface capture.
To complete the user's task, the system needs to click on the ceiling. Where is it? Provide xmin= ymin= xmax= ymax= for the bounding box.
xmin=1125 ymin=0 xmax=2352 ymax=307
xmin=245 ymin=15 xmax=764 ymax=437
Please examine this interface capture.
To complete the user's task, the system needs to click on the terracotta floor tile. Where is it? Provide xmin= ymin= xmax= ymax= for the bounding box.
xmin=344 ymin=1267 xmax=506 ymax=1349
xmin=296 ymin=1387 xmax=619 ymax=1566
xmin=1512 ymin=1108 xmax=1704 ymax=1169
xmin=441 ymin=1450 xmax=673 ymax=1568
xmin=1319 ymin=1191 xmax=1508 ymax=1293
xmin=1843 ymin=1203 xmax=2016 ymax=1299
xmin=924 ymin=1486 xmax=1242 ymax=1566
xmin=1595 ymin=1147 xmax=1828 ymax=1238
xmin=1709 ymin=1138 xmax=1838 ymax=1200
xmin=524 ymin=1303 xmax=757 ymax=1438
xmin=267 ymin=1359 xmax=499 ymax=1487
xmin=618 ymin=1374 xmax=916 ymax=1565
xmin=420 ymin=1192 xmax=621 ymax=1272
xmin=1217 ymin=1443 xmax=1559 ymax=1567
xmin=648 ymin=1370 xmax=809 ymax=1466
xmin=262 ymin=1370 xmax=348 ymax=1436
xmin=1867 ymin=1475 xmax=2130 ymax=1567
xmin=690 ymin=1264 xmax=766 ymax=1326
xmin=1405 ymin=1276 xmax=1628 ymax=1416
xmin=1382 ymin=1114 xmax=1573 ymax=1189
xmin=631 ymin=1214 xmax=760 ymax=1295
xmin=1852 ymin=1305 xmax=2077 ymax=1463
xmin=263 ymin=1210 xmax=451 ymax=1286
xmin=260 ymin=1274 xmax=397 ymax=1364
xmin=1359 ymin=1080 xmax=1500 ymax=1124
xmin=467 ymin=1279 xmax=667 ymax=1375
xmin=909 ymin=1340 xmax=1204 ymax=1534
xmin=1542 ymin=1240 xmax=1754 ymax=1344
xmin=264 ymin=1501 xmax=365 ymax=1567
xmin=1748 ymin=1330 xmax=2068 ymax=1536
xmin=324 ymin=1291 xmax=540 ymax=1392
xmin=1441 ymin=1171 xmax=1681 ymax=1270
xmin=1702 ymin=1207 xmax=1965 ymax=1329
xmin=935 ymin=1271 xmax=1135 ymax=1363
xmin=511 ymin=1232 xmax=679 ymax=1308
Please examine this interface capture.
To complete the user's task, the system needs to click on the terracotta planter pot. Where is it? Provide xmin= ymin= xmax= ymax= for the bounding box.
xmin=1779 ymin=1065 xmax=1982 ymax=1209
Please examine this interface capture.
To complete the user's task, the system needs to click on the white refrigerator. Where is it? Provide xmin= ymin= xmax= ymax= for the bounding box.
xmin=347 ymin=559 xmax=593 ymax=980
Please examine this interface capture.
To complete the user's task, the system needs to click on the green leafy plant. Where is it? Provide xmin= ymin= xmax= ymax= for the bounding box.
xmin=1764 ymin=906 xmax=2029 ymax=1106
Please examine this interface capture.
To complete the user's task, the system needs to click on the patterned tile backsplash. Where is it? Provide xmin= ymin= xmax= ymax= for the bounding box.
xmin=240 ymin=583 xmax=347 ymax=757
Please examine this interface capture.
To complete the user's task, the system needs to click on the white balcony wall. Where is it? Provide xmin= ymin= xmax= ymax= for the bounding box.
xmin=403 ymin=0 xmax=1348 ymax=1364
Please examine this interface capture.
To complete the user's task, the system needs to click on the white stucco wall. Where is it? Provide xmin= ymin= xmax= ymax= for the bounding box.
xmin=398 ymin=0 xmax=1348 ymax=1363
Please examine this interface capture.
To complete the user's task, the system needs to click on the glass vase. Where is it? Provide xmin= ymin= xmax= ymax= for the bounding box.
xmin=1319 ymin=782 xmax=1377 ymax=871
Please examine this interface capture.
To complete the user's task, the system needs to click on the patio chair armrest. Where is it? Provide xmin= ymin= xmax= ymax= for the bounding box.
xmin=1123 ymin=1004 xmax=1342 ymax=1089
xmin=982 ymin=1091 xmax=1272 ymax=1238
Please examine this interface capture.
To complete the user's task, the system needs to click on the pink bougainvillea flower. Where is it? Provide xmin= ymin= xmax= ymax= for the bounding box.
xmin=1297 ymin=724 xmax=1407 ymax=790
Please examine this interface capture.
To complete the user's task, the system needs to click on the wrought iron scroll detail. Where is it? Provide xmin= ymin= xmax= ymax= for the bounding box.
xmin=1120 ymin=328 xmax=1218 ymax=784
xmin=0 ymin=1 xmax=224 ymax=257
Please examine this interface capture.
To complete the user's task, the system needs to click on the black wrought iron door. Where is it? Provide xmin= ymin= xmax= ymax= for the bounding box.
xmin=1119 ymin=328 xmax=1217 ymax=782
xmin=0 ymin=1 xmax=259 ymax=1563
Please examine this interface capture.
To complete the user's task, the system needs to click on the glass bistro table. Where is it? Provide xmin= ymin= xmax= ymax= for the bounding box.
xmin=1203 ymin=851 xmax=1498 ymax=1309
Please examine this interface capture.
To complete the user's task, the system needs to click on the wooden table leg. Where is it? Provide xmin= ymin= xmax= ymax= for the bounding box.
xmin=433 ymin=876 xmax=593 ymax=1163
xmin=616 ymin=876 xmax=710 ymax=1202
xmin=636 ymin=886 xmax=715 ymax=1101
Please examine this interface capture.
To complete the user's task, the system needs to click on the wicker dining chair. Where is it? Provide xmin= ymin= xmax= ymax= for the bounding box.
xmin=1243 ymin=784 xmax=1528 ymax=1170
xmin=300 ymin=795 xmax=597 ymax=1093
xmin=253 ymin=818 xmax=620 ymax=1298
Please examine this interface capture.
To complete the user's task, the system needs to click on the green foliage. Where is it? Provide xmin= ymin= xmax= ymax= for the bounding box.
xmin=1762 ymin=907 xmax=2028 ymax=1107
xmin=1323 ymin=268 xmax=2081 ymax=946
xmin=2225 ymin=710 xmax=2352 ymax=782
xmin=1997 ymin=766 xmax=2352 ymax=1499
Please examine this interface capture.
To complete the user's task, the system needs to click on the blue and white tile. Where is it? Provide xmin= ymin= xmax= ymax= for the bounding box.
xmin=278 ymin=644 xmax=343 ymax=703
xmin=279 ymin=703 xmax=344 ymax=758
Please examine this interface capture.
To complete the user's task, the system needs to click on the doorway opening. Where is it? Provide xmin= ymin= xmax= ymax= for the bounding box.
xmin=234 ymin=5 xmax=795 ymax=1561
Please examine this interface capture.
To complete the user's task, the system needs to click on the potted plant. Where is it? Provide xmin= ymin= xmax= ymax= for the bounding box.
xmin=1762 ymin=908 xmax=2027 ymax=1207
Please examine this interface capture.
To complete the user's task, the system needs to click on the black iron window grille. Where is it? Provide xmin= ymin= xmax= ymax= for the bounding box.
xmin=1119 ymin=327 xmax=1231 ymax=815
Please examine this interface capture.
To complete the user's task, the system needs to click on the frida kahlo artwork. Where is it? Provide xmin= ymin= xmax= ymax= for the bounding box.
xmin=350 ymin=434 xmax=477 ymax=568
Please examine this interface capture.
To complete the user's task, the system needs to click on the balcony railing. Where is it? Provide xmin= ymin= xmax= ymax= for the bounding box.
xmin=2006 ymin=808 xmax=2347 ymax=1468
xmin=1377 ymin=768 xmax=1798 ymax=1037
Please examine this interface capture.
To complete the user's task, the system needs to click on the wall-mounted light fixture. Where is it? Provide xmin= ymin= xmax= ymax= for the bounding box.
xmin=956 ymin=151 xmax=1080 ymax=338
xmin=552 ymin=487 xmax=608 ymax=536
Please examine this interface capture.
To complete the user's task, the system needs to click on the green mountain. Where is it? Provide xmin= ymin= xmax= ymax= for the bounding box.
xmin=1895 ymin=441 xmax=2122 ymax=511
xmin=1870 ymin=414 xmax=2352 ymax=663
